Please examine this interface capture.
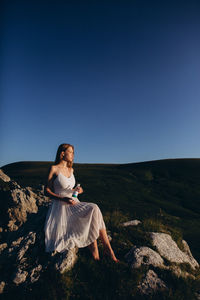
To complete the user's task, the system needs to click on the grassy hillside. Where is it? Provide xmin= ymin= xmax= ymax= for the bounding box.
xmin=2 ymin=159 xmax=200 ymax=299
xmin=2 ymin=159 xmax=200 ymax=261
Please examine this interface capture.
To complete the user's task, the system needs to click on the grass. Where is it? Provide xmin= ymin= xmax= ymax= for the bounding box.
xmin=1 ymin=158 xmax=200 ymax=299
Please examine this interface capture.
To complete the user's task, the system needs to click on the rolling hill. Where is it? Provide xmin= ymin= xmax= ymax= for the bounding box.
xmin=1 ymin=158 xmax=200 ymax=299
xmin=2 ymin=158 xmax=200 ymax=261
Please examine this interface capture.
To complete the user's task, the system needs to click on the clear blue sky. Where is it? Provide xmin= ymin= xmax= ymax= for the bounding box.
xmin=1 ymin=0 xmax=200 ymax=167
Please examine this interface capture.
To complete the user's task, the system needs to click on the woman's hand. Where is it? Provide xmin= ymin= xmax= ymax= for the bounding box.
xmin=77 ymin=186 xmax=83 ymax=194
xmin=68 ymin=198 xmax=77 ymax=205
xmin=61 ymin=197 xmax=77 ymax=205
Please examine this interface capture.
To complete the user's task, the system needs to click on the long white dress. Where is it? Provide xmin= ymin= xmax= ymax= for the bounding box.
xmin=44 ymin=172 xmax=106 ymax=253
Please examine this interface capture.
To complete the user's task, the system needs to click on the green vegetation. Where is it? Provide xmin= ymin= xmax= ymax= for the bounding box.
xmin=2 ymin=158 xmax=200 ymax=299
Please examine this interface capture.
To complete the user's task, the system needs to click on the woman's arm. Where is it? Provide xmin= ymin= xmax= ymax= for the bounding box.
xmin=45 ymin=166 xmax=71 ymax=203
xmin=71 ymin=168 xmax=84 ymax=194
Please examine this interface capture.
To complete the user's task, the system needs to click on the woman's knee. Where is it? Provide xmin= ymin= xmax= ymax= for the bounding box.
xmin=90 ymin=203 xmax=99 ymax=210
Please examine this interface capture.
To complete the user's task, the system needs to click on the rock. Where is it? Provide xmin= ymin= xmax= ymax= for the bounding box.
xmin=54 ymin=248 xmax=78 ymax=274
xmin=1 ymin=184 xmax=38 ymax=231
xmin=9 ymin=236 xmax=24 ymax=253
xmin=30 ymin=265 xmax=42 ymax=283
xmin=137 ymin=269 xmax=168 ymax=295
xmin=7 ymin=232 xmax=36 ymax=261
xmin=150 ymin=233 xmax=199 ymax=270
xmin=121 ymin=220 xmax=141 ymax=227
xmin=0 ymin=169 xmax=10 ymax=182
xmin=169 ymin=265 xmax=196 ymax=279
xmin=125 ymin=246 xmax=165 ymax=268
xmin=0 ymin=243 xmax=7 ymax=254
xmin=182 ymin=240 xmax=199 ymax=268
xmin=0 ymin=170 xmax=50 ymax=232
xmin=8 ymin=187 xmax=38 ymax=229
xmin=17 ymin=232 xmax=36 ymax=261
xmin=35 ymin=185 xmax=50 ymax=206
xmin=13 ymin=268 xmax=28 ymax=285
xmin=195 ymin=291 xmax=200 ymax=300
xmin=0 ymin=281 xmax=5 ymax=294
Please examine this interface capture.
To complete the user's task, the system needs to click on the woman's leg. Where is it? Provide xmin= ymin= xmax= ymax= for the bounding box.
xmin=99 ymin=229 xmax=119 ymax=262
xmin=88 ymin=240 xmax=100 ymax=260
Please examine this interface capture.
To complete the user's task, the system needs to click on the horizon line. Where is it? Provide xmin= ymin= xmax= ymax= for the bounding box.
xmin=1 ymin=157 xmax=200 ymax=168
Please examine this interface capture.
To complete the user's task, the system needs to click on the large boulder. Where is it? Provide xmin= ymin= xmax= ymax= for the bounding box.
xmin=125 ymin=246 xmax=165 ymax=268
xmin=150 ymin=232 xmax=199 ymax=270
xmin=0 ymin=169 xmax=49 ymax=231
xmin=125 ymin=231 xmax=199 ymax=295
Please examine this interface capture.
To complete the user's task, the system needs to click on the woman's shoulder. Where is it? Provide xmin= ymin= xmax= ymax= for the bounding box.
xmin=49 ymin=164 xmax=57 ymax=170
xmin=48 ymin=164 xmax=59 ymax=175
xmin=47 ymin=165 xmax=58 ymax=182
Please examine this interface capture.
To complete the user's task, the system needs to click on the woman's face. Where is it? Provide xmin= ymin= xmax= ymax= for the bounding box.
xmin=62 ymin=146 xmax=74 ymax=162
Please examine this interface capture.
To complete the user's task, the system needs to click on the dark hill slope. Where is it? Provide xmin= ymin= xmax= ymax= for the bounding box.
xmin=2 ymin=159 xmax=200 ymax=261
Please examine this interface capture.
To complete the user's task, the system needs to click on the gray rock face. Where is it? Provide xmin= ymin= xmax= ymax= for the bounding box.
xmin=137 ymin=270 xmax=168 ymax=295
xmin=125 ymin=246 xmax=165 ymax=268
xmin=150 ymin=232 xmax=199 ymax=270
xmin=13 ymin=269 xmax=28 ymax=285
xmin=0 ymin=281 xmax=5 ymax=294
xmin=30 ymin=265 xmax=42 ymax=283
xmin=7 ymin=231 xmax=36 ymax=259
xmin=0 ymin=243 xmax=7 ymax=254
xmin=17 ymin=232 xmax=36 ymax=261
xmin=54 ymin=248 xmax=78 ymax=274
xmin=0 ymin=169 xmax=10 ymax=182
xmin=169 ymin=265 xmax=196 ymax=279
xmin=0 ymin=170 xmax=79 ymax=295
xmin=0 ymin=170 xmax=38 ymax=231
xmin=0 ymin=169 xmax=50 ymax=232
xmin=7 ymin=187 xmax=38 ymax=231
xmin=121 ymin=220 xmax=141 ymax=227
xmin=125 ymin=232 xmax=199 ymax=295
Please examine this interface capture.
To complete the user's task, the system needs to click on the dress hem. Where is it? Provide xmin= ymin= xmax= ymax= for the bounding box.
xmin=45 ymin=226 xmax=106 ymax=253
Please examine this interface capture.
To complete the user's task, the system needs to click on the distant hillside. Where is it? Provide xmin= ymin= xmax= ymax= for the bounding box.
xmin=2 ymin=159 xmax=200 ymax=262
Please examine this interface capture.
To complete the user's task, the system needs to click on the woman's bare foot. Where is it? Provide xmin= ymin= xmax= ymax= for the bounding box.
xmin=93 ymin=255 xmax=100 ymax=261
xmin=103 ymin=248 xmax=120 ymax=263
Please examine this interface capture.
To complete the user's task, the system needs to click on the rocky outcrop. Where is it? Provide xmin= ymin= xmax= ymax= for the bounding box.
xmin=0 ymin=169 xmax=49 ymax=231
xmin=125 ymin=246 xmax=165 ymax=268
xmin=54 ymin=248 xmax=78 ymax=274
xmin=150 ymin=232 xmax=199 ymax=270
xmin=0 ymin=170 xmax=78 ymax=296
xmin=30 ymin=264 xmax=42 ymax=283
xmin=12 ymin=269 xmax=29 ymax=285
xmin=7 ymin=187 xmax=38 ymax=231
xmin=137 ymin=269 xmax=168 ymax=295
xmin=124 ymin=223 xmax=199 ymax=295
xmin=0 ymin=169 xmax=10 ymax=182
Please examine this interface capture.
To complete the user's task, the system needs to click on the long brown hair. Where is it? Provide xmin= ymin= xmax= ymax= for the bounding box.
xmin=54 ymin=143 xmax=74 ymax=168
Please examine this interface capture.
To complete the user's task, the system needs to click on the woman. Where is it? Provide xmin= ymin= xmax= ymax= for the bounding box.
xmin=44 ymin=143 xmax=119 ymax=262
